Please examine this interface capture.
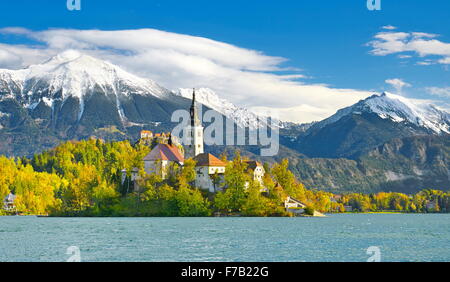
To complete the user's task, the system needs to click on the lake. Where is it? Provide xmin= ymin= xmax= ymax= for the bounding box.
xmin=0 ymin=214 xmax=449 ymax=262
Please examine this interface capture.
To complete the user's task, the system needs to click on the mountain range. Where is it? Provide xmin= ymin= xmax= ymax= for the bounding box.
xmin=1 ymin=50 xmax=449 ymax=193
xmin=291 ymin=92 xmax=449 ymax=158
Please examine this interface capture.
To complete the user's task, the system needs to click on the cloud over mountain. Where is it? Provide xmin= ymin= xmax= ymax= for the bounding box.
xmin=385 ymin=78 xmax=411 ymax=94
xmin=0 ymin=27 xmax=371 ymax=123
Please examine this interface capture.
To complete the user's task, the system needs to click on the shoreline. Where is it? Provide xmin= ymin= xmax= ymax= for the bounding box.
xmin=0 ymin=212 xmax=445 ymax=218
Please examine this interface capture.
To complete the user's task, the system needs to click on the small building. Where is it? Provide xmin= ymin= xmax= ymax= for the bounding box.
xmin=3 ymin=193 xmax=16 ymax=211
xmin=330 ymin=194 xmax=342 ymax=203
xmin=284 ymin=196 xmax=307 ymax=214
xmin=153 ymin=133 xmax=174 ymax=145
xmin=121 ymin=167 xmax=140 ymax=193
xmin=140 ymin=130 xmax=153 ymax=139
xmin=245 ymin=161 xmax=265 ymax=185
xmin=284 ymin=196 xmax=326 ymax=217
xmin=344 ymin=205 xmax=353 ymax=212
xmin=144 ymin=143 xmax=184 ymax=179
xmin=193 ymin=153 xmax=226 ymax=193
xmin=137 ymin=131 xmax=182 ymax=153
xmin=121 ymin=168 xmax=139 ymax=184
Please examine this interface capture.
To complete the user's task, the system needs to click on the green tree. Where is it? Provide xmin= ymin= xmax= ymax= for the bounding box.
xmin=271 ymin=159 xmax=306 ymax=201
xmin=222 ymin=151 xmax=249 ymax=212
xmin=241 ymin=181 xmax=273 ymax=216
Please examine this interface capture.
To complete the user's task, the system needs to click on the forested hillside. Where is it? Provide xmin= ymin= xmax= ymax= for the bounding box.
xmin=1 ymin=139 xmax=449 ymax=216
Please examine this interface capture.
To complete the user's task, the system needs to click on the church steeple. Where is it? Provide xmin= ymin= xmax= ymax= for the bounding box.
xmin=185 ymin=88 xmax=204 ymax=159
xmin=190 ymin=88 xmax=201 ymax=127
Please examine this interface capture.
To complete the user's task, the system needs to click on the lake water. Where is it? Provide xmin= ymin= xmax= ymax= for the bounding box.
xmin=0 ymin=214 xmax=449 ymax=262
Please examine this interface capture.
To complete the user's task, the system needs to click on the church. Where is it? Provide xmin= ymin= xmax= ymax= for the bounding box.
xmin=123 ymin=89 xmax=229 ymax=193
xmin=119 ymin=90 xmax=310 ymax=214
xmin=119 ymin=89 xmax=313 ymax=214
xmin=184 ymin=89 xmax=227 ymax=192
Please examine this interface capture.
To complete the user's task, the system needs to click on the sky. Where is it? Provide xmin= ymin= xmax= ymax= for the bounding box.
xmin=0 ymin=0 xmax=449 ymax=123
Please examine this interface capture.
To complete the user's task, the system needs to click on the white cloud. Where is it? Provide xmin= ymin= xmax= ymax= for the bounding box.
xmin=426 ymin=87 xmax=450 ymax=98
xmin=416 ymin=60 xmax=434 ymax=66
xmin=0 ymin=48 xmax=22 ymax=68
xmin=0 ymin=27 xmax=373 ymax=123
xmin=385 ymin=78 xmax=411 ymax=94
xmin=437 ymin=57 xmax=450 ymax=64
xmin=368 ymin=30 xmax=450 ymax=64
xmin=382 ymin=25 xmax=397 ymax=30
xmin=0 ymin=27 xmax=31 ymax=35
xmin=251 ymin=104 xmax=331 ymax=124
xmin=0 ymin=42 xmax=59 ymax=69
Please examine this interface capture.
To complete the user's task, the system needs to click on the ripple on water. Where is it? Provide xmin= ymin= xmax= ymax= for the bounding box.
xmin=0 ymin=214 xmax=449 ymax=261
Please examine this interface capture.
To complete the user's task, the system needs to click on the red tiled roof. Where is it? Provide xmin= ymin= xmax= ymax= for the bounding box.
xmin=194 ymin=153 xmax=226 ymax=167
xmin=144 ymin=144 xmax=184 ymax=163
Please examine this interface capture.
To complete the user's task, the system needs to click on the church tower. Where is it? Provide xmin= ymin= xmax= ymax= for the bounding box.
xmin=185 ymin=88 xmax=204 ymax=159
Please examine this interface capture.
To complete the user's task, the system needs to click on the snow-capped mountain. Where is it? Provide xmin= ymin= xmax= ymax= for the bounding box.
xmin=175 ymin=87 xmax=272 ymax=129
xmin=0 ymin=50 xmax=273 ymax=131
xmin=1 ymin=51 xmax=449 ymax=194
xmin=0 ymin=50 xmax=171 ymax=122
xmin=0 ymin=50 xmax=197 ymax=157
xmin=1 ymin=50 xmax=449 ymax=164
xmin=312 ymin=92 xmax=450 ymax=134
xmin=294 ymin=92 xmax=450 ymax=159
xmin=0 ymin=50 xmax=282 ymax=156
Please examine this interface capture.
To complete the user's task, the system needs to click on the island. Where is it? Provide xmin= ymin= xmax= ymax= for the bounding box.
xmin=1 ymin=90 xmax=448 ymax=217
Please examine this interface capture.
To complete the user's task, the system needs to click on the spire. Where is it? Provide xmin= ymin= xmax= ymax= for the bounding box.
xmin=168 ymin=133 xmax=173 ymax=146
xmin=186 ymin=88 xmax=204 ymax=159
xmin=190 ymin=88 xmax=196 ymax=112
xmin=190 ymin=88 xmax=201 ymax=126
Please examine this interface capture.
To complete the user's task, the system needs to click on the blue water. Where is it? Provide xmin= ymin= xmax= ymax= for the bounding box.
xmin=0 ymin=214 xmax=449 ymax=262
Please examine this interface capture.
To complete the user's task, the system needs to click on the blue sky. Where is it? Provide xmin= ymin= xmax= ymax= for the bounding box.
xmin=0 ymin=0 xmax=449 ymax=122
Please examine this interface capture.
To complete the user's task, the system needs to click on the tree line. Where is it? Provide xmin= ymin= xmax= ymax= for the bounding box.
xmin=0 ymin=139 xmax=448 ymax=216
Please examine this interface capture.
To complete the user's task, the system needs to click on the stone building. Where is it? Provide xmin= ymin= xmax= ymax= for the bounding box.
xmin=193 ymin=153 xmax=226 ymax=193
xmin=143 ymin=142 xmax=184 ymax=179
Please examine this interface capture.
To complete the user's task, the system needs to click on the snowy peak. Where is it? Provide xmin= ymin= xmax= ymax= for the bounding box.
xmin=360 ymin=92 xmax=450 ymax=134
xmin=0 ymin=50 xmax=170 ymax=100
xmin=177 ymin=88 xmax=228 ymax=110
xmin=316 ymin=92 xmax=450 ymax=134
xmin=34 ymin=50 xmax=148 ymax=92
xmin=1 ymin=51 xmax=275 ymax=129
xmin=175 ymin=88 xmax=270 ymax=129
xmin=41 ymin=49 xmax=85 ymax=65
xmin=0 ymin=50 xmax=173 ymax=122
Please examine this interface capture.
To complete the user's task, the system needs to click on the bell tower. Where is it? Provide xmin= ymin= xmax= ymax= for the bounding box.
xmin=185 ymin=88 xmax=204 ymax=159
